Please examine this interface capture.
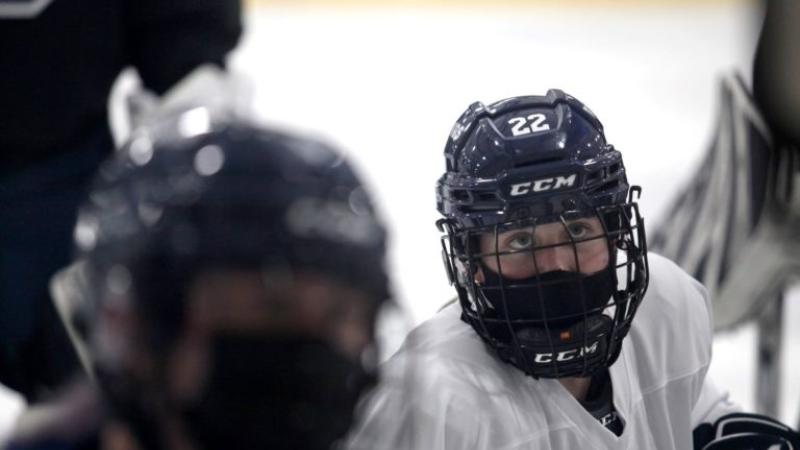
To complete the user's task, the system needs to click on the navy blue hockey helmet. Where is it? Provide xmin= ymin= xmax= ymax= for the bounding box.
xmin=436 ymin=90 xmax=648 ymax=378
xmin=53 ymin=108 xmax=390 ymax=449
xmin=63 ymin=106 xmax=390 ymax=354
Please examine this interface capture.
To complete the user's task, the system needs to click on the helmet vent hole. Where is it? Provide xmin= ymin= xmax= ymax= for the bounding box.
xmin=462 ymin=204 xmax=501 ymax=213
xmin=512 ymin=156 xmax=562 ymax=169
xmin=451 ymin=190 xmax=470 ymax=201
xmin=475 ymin=192 xmax=498 ymax=201
xmin=609 ymin=163 xmax=621 ymax=174
xmin=597 ymin=180 xmax=620 ymax=192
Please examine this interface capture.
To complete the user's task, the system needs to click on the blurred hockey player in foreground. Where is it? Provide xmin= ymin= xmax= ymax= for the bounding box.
xmin=6 ymin=109 xmax=391 ymax=450
xmin=346 ymin=90 xmax=800 ymax=449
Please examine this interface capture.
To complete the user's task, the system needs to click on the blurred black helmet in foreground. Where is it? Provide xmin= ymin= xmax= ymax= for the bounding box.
xmin=53 ymin=108 xmax=390 ymax=450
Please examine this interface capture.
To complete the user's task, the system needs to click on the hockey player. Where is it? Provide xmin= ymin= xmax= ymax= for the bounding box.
xmin=0 ymin=0 xmax=242 ymax=401
xmin=345 ymin=90 xmax=800 ymax=449
xmin=6 ymin=109 xmax=391 ymax=450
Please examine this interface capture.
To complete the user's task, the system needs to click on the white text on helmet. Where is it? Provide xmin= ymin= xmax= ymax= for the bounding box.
xmin=509 ymin=174 xmax=577 ymax=196
xmin=533 ymin=341 xmax=599 ymax=364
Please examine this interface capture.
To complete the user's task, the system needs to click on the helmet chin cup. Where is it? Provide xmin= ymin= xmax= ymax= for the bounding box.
xmin=503 ymin=315 xmax=614 ymax=378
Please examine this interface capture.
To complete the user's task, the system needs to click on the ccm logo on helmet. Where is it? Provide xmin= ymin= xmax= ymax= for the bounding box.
xmin=533 ymin=341 xmax=599 ymax=364
xmin=509 ymin=174 xmax=576 ymax=197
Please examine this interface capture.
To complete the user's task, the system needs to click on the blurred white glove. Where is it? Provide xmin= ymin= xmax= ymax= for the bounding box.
xmin=110 ymin=64 xmax=254 ymax=147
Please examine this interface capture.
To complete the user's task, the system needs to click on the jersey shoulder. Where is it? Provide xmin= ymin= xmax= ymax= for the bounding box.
xmin=641 ymin=252 xmax=712 ymax=331
xmin=624 ymin=252 xmax=713 ymax=388
xmin=385 ymin=304 xmax=517 ymax=396
xmin=350 ymin=306 xmax=582 ymax=449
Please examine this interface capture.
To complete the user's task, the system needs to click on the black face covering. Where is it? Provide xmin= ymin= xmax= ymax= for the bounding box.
xmin=181 ymin=335 xmax=375 ymax=450
xmin=479 ymin=266 xmax=616 ymax=329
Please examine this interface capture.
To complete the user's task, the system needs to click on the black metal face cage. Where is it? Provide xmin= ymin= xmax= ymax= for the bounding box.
xmin=436 ymin=189 xmax=649 ymax=378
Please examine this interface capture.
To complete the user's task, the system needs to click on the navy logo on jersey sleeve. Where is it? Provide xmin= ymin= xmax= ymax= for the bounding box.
xmin=0 ymin=0 xmax=53 ymax=18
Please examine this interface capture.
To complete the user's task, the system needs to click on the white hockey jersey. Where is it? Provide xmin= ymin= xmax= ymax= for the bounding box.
xmin=345 ymin=253 xmax=739 ymax=449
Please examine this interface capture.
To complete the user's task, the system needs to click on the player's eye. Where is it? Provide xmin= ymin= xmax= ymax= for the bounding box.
xmin=506 ymin=232 xmax=534 ymax=251
xmin=566 ymin=222 xmax=590 ymax=239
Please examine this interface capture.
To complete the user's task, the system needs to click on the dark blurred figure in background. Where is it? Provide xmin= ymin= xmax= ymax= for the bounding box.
xmin=6 ymin=109 xmax=391 ymax=450
xmin=0 ymin=0 xmax=242 ymax=402
xmin=649 ymin=0 xmax=800 ymax=427
xmin=753 ymin=0 xmax=800 ymax=149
